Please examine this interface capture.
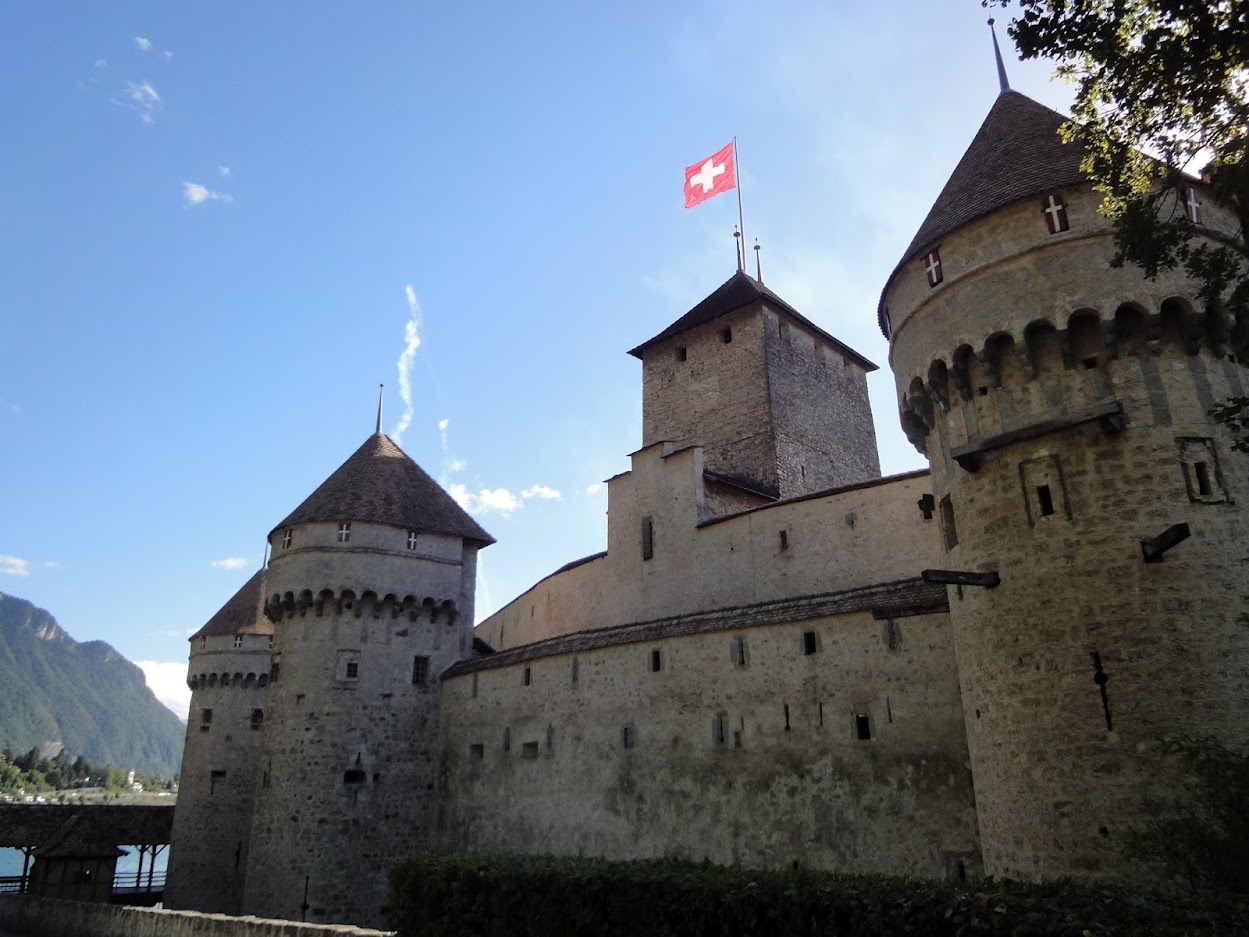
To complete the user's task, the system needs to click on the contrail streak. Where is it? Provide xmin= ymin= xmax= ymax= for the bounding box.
xmin=392 ymin=285 xmax=422 ymax=444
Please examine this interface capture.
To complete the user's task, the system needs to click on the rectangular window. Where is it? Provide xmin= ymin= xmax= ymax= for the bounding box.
xmin=199 ymin=636 xmax=206 ymax=650
xmin=407 ymin=530 xmax=418 ymax=550
xmin=650 ymin=648 xmax=662 ymax=673
xmin=1179 ymin=438 xmax=1226 ymax=502
xmin=250 ymin=709 xmax=264 ymax=730
xmin=713 ymin=713 xmax=726 ymax=744
xmin=730 ymin=636 xmax=748 ymax=669
xmin=854 ymin=714 xmax=872 ymax=741
xmin=209 ymin=769 xmax=226 ymax=794
xmin=337 ymin=522 xmax=351 ymax=542
xmin=923 ymin=248 xmax=943 ymax=287
xmin=281 ymin=530 xmax=292 ymax=549
xmin=676 ymin=347 xmax=687 ymax=362
xmin=802 ymin=631 xmax=817 ymax=655
xmin=234 ymin=635 xmax=243 ymax=649
xmin=779 ymin=530 xmax=789 ymax=551
xmin=345 ymin=661 xmax=359 ymax=679
xmin=939 ymin=495 xmax=958 ymax=549
xmin=202 ymin=708 xmax=213 ymax=725
xmin=521 ymin=741 xmax=539 ymax=759
xmin=470 ymin=743 xmax=484 ymax=760
xmin=570 ymin=657 xmax=579 ymax=687
xmin=503 ymin=727 xmax=511 ymax=753
xmin=1041 ymin=192 xmax=1069 ymax=234
xmin=471 ymin=672 xmax=478 ymax=699
xmin=1019 ymin=455 xmax=1068 ymax=524
xmin=721 ymin=327 xmax=732 ymax=344
xmin=1036 ymin=485 xmax=1055 ymax=517
xmin=641 ymin=516 xmax=654 ymax=561
xmin=783 ymin=704 xmax=790 ymax=731
xmin=523 ymin=666 xmax=532 ymax=687
xmin=412 ymin=655 xmax=430 ymax=686
xmin=622 ymin=725 xmax=635 ymax=749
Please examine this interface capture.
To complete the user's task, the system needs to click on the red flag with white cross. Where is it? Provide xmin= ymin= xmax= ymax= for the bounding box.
xmin=684 ymin=141 xmax=737 ymax=208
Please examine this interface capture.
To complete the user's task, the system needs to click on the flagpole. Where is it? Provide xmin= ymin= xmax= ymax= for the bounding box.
xmin=734 ymin=137 xmax=747 ymax=275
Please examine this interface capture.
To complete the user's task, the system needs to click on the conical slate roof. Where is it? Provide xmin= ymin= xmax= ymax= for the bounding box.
xmin=190 ymin=569 xmax=270 ymax=640
xmin=271 ymin=433 xmax=495 ymax=546
xmin=878 ymin=91 xmax=1087 ymax=331
xmin=630 ymin=270 xmax=877 ymax=370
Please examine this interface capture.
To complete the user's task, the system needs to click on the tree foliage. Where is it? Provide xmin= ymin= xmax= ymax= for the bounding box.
xmin=986 ymin=1 xmax=1249 ymax=446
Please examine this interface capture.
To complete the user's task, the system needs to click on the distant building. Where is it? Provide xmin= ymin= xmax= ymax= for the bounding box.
xmin=167 ymin=88 xmax=1249 ymax=928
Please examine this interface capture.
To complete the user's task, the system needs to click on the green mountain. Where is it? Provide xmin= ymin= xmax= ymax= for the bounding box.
xmin=0 ymin=592 xmax=184 ymax=777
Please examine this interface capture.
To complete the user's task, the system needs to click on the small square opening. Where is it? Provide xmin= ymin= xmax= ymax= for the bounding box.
xmin=802 ymin=631 xmax=817 ymax=655
xmin=521 ymin=741 xmax=539 ymax=759
xmin=854 ymin=714 xmax=872 ymax=741
xmin=676 ymin=347 xmax=687 ymax=362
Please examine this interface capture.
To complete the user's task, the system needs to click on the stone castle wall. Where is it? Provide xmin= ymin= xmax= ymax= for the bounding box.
xmin=886 ymin=183 xmax=1249 ymax=880
xmin=438 ymin=594 xmax=979 ymax=878
xmin=640 ymin=302 xmax=878 ymax=499
xmin=476 ymin=449 xmax=940 ymax=651
xmin=165 ymin=634 xmax=270 ymax=914
xmin=243 ymin=520 xmax=478 ymax=929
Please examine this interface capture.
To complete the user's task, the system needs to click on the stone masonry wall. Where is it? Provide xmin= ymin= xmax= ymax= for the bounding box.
xmin=0 ymin=895 xmax=393 ymax=937
xmin=476 ymin=454 xmax=940 ymax=651
xmin=243 ymin=521 xmax=478 ymax=929
xmin=438 ymin=604 xmax=979 ymax=878
xmin=165 ymin=634 xmax=270 ymax=914
xmin=766 ymin=312 xmax=881 ymax=494
xmin=886 ymin=184 xmax=1249 ymax=881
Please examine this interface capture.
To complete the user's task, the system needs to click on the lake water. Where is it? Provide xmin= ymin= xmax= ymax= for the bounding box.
xmin=0 ymin=845 xmax=169 ymax=880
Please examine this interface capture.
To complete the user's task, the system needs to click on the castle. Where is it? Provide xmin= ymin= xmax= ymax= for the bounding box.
xmin=164 ymin=87 xmax=1249 ymax=928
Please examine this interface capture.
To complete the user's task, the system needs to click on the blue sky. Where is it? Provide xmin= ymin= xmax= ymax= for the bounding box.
xmin=0 ymin=2 xmax=1073 ymax=719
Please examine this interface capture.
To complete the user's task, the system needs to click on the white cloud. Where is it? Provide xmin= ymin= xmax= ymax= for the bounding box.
xmin=133 ymin=36 xmax=152 ymax=52
xmin=218 ymin=165 xmax=231 ymax=177
xmin=0 ymin=556 xmax=30 ymax=577
xmin=210 ymin=557 xmax=248 ymax=570
xmin=182 ymin=181 xmax=233 ymax=206
xmin=162 ymin=51 xmax=173 ymax=63
xmin=448 ymin=484 xmax=523 ymax=517
xmin=445 ymin=457 xmax=467 ymax=473
xmin=114 ymin=80 xmax=161 ymax=123
xmin=392 ymin=285 xmax=423 ymax=444
xmin=438 ymin=417 xmax=449 ymax=449
xmin=41 ymin=561 xmax=58 ymax=569
xmin=521 ymin=484 xmax=562 ymax=501
xmin=136 ymin=661 xmax=191 ymax=721
xmin=94 ymin=58 xmax=107 ymax=69
xmin=585 ymin=483 xmax=605 ymax=495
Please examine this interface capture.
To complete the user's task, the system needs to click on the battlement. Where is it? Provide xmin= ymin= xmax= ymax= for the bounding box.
xmin=899 ymin=295 xmax=1248 ymax=455
xmin=264 ymin=587 xmax=459 ymax=624
xmin=188 ymin=669 xmax=270 ymax=691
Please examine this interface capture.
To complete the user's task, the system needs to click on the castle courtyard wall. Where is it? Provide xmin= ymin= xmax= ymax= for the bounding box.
xmin=437 ymin=591 xmax=979 ymax=879
xmin=477 ymin=451 xmax=941 ymax=650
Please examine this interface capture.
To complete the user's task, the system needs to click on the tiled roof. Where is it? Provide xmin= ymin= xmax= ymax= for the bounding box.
xmin=630 ymin=271 xmax=877 ymax=370
xmin=190 ymin=569 xmax=271 ymax=640
xmin=451 ymin=577 xmax=947 ymax=676
xmin=0 ymin=805 xmax=175 ymax=849
xmin=878 ymin=91 xmax=1088 ymax=333
xmin=271 ymin=433 xmax=494 ymax=546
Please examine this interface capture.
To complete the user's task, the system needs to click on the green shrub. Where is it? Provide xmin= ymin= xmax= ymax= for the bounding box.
xmin=389 ymin=853 xmax=1248 ymax=937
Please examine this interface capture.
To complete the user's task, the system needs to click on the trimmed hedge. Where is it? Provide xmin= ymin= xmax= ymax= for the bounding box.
xmin=389 ymin=853 xmax=1248 ymax=937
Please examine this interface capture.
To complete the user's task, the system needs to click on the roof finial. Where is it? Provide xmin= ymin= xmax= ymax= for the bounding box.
xmin=988 ymin=18 xmax=1010 ymax=93
xmin=375 ymin=383 xmax=384 ymax=435
xmin=753 ymin=239 xmax=763 ymax=284
xmin=733 ymin=225 xmax=743 ymax=272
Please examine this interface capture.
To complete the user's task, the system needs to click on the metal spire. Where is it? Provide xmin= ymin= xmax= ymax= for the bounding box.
xmin=753 ymin=239 xmax=763 ymax=284
xmin=733 ymin=225 xmax=743 ymax=272
xmin=375 ymin=384 xmax=384 ymax=435
xmin=988 ymin=18 xmax=1010 ymax=93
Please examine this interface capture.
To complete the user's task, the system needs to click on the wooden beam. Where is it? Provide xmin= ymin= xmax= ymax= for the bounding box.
xmin=951 ymin=399 xmax=1125 ymax=473
xmin=921 ymin=569 xmax=1001 ymax=589
xmin=1141 ymin=523 xmax=1191 ymax=563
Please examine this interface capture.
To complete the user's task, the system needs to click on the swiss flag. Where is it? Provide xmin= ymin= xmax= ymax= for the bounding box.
xmin=684 ymin=141 xmax=736 ymax=208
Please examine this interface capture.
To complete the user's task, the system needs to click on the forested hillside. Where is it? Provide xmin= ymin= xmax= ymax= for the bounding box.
xmin=0 ymin=592 xmax=184 ymax=777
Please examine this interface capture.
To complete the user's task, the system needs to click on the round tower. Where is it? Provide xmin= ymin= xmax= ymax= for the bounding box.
xmin=241 ymin=432 xmax=493 ymax=927
xmin=882 ymin=91 xmax=1249 ymax=880
xmin=166 ymin=569 xmax=272 ymax=913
